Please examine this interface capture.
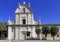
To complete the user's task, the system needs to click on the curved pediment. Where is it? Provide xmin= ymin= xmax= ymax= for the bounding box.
xmin=15 ymin=3 xmax=33 ymax=14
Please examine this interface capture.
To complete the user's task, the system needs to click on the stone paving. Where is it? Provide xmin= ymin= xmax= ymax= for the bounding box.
xmin=0 ymin=40 xmax=60 ymax=42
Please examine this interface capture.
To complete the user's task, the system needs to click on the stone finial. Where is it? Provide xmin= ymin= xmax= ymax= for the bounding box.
xmin=38 ymin=16 xmax=40 ymax=22
xmin=8 ymin=16 xmax=10 ymax=20
xmin=28 ymin=2 xmax=30 ymax=7
xmin=38 ymin=16 xmax=41 ymax=24
xmin=23 ymin=1 xmax=26 ymax=4
xmin=18 ymin=2 xmax=21 ymax=9
xmin=8 ymin=16 xmax=11 ymax=24
xmin=37 ymin=16 xmax=41 ymax=24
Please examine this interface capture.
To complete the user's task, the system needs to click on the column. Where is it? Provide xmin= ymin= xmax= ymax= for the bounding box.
xmin=18 ymin=27 xmax=20 ymax=40
xmin=40 ymin=26 xmax=42 ymax=40
xmin=8 ymin=26 xmax=12 ymax=40
xmin=31 ymin=26 xmax=33 ymax=37
xmin=15 ymin=27 xmax=19 ymax=40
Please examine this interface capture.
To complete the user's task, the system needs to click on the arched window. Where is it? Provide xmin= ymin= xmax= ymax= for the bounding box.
xmin=23 ymin=19 xmax=26 ymax=24
xmin=23 ymin=8 xmax=25 ymax=13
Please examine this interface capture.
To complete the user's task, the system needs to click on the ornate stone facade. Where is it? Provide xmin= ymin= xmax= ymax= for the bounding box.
xmin=8 ymin=1 xmax=41 ymax=40
xmin=8 ymin=1 xmax=60 ymax=40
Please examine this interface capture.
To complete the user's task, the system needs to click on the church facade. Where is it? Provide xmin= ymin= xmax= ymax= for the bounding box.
xmin=8 ymin=1 xmax=60 ymax=40
xmin=8 ymin=1 xmax=42 ymax=40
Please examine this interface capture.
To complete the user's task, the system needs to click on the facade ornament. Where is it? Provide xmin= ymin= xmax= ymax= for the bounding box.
xmin=18 ymin=2 xmax=21 ymax=9
xmin=28 ymin=2 xmax=30 ymax=7
xmin=23 ymin=1 xmax=26 ymax=4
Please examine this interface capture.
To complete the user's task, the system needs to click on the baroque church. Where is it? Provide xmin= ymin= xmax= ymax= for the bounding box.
xmin=8 ymin=1 xmax=60 ymax=40
xmin=8 ymin=1 xmax=42 ymax=40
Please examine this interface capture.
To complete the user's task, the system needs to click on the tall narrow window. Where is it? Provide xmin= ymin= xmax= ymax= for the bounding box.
xmin=23 ymin=8 xmax=25 ymax=13
xmin=12 ymin=27 xmax=13 ymax=32
xmin=23 ymin=19 xmax=26 ymax=24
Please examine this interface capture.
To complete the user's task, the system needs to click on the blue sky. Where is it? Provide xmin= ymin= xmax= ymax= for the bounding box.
xmin=0 ymin=0 xmax=60 ymax=24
